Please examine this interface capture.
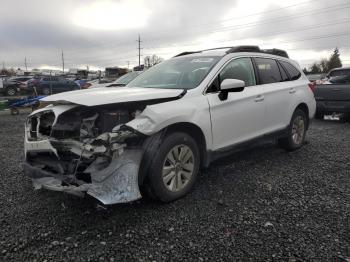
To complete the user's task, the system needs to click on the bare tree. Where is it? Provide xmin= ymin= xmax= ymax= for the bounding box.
xmin=144 ymin=54 xmax=164 ymax=68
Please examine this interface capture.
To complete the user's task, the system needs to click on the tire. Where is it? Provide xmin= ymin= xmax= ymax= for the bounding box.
xmin=315 ymin=111 xmax=324 ymax=120
xmin=340 ymin=113 xmax=350 ymax=122
xmin=6 ymin=87 xmax=16 ymax=96
xmin=42 ymin=87 xmax=51 ymax=95
xmin=278 ymin=109 xmax=307 ymax=151
xmin=147 ymin=132 xmax=200 ymax=202
xmin=10 ymin=108 xmax=19 ymax=115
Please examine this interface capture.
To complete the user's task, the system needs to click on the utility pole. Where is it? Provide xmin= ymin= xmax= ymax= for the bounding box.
xmin=126 ymin=61 xmax=130 ymax=69
xmin=137 ymin=34 xmax=142 ymax=66
xmin=24 ymin=57 xmax=28 ymax=71
xmin=61 ymin=51 xmax=65 ymax=74
xmin=2 ymin=62 xmax=4 ymax=70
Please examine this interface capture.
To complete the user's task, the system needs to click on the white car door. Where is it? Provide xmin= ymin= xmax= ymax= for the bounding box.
xmin=253 ymin=57 xmax=297 ymax=132
xmin=206 ymin=57 xmax=266 ymax=151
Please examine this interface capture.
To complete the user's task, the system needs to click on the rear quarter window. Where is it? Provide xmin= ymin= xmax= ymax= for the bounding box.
xmin=254 ymin=58 xmax=282 ymax=84
xmin=280 ymin=61 xmax=301 ymax=80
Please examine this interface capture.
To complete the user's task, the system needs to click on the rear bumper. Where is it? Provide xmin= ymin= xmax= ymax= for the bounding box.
xmin=316 ymin=100 xmax=350 ymax=113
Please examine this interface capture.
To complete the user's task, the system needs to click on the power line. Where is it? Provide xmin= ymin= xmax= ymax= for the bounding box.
xmin=144 ymin=4 xmax=350 ymax=49
xmin=62 ymin=0 xmax=349 ymax=55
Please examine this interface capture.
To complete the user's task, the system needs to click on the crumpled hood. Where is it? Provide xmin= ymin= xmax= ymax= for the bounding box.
xmin=41 ymin=87 xmax=184 ymax=106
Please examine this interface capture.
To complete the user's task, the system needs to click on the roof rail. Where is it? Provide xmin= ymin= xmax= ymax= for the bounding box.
xmin=262 ymin=48 xmax=289 ymax=58
xmin=201 ymin=47 xmax=233 ymax=52
xmin=174 ymin=51 xmax=201 ymax=57
xmin=174 ymin=46 xmax=289 ymax=58
xmin=226 ymin=45 xmax=261 ymax=54
xmin=226 ymin=45 xmax=289 ymax=58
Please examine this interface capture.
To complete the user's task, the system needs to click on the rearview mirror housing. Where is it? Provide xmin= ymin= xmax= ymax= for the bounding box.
xmin=218 ymin=79 xmax=245 ymax=100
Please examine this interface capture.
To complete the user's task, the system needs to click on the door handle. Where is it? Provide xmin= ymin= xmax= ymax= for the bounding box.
xmin=332 ymin=88 xmax=341 ymax=91
xmin=254 ymin=95 xmax=264 ymax=102
xmin=289 ymin=88 xmax=296 ymax=94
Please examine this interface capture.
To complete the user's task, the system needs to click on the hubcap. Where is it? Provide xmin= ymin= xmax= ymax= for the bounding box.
xmin=7 ymin=88 xmax=15 ymax=96
xmin=162 ymin=144 xmax=194 ymax=192
xmin=291 ymin=116 xmax=305 ymax=145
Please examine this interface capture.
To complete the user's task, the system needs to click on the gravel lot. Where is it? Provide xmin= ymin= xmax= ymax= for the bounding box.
xmin=0 ymin=111 xmax=349 ymax=262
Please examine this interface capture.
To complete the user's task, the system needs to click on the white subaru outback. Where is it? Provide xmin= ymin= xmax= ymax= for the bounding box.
xmin=24 ymin=46 xmax=316 ymax=204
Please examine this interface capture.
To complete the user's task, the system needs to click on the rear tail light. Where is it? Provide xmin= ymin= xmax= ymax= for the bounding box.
xmin=308 ymin=82 xmax=316 ymax=93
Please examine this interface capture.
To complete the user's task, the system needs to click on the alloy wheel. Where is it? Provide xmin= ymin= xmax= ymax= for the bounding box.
xmin=291 ymin=116 xmax=305 ymax=145
xmin=162 ymin=144 xmax=194 ymax=192
xmin=7 ymin=88 xmax=15 ymax=96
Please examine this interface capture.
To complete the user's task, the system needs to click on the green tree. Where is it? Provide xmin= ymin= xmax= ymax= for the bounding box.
xmin=310 ymin=63 xmax=321 ymax=74
xmin=327 ymin=47 xmax=342 ymax=71
xmin=319 ymin=58 xmax=329 ymax=73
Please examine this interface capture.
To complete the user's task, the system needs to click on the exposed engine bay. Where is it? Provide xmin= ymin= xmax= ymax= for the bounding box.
xmin=23 ymin=101 xmax=157 ymax=204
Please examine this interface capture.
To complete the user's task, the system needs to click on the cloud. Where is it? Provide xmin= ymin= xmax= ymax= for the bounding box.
xmin=0 ymin=0 xmax=349 ymax=70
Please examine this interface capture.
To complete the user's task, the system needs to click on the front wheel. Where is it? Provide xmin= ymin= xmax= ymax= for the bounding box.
xmin=278 ymin=109 xmax=307 ymax=151
xmin=41 ymin=87 xmax=51 ymax=95
xmin=147 ymin=132 xmax=200 ymax=202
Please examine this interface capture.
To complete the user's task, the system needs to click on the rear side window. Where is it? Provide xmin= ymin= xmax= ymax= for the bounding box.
xmin=254 ymin=58 xmax=281 ymax=84
xmin=280 ymin=61 xmax=301 ymax=80
xmin=277 ymin=62 xmax=289 ymax=81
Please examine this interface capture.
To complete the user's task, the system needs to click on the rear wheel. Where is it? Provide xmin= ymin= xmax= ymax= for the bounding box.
xmin=147 ymin=132 xmax=200 ymax=202
xmin=278 ymin=109 xmax=307 ymax=151
xmin=315 ymin=111 xmax=324 ymax=120
xmin=340 ymin=113 xmax=350 ymax=122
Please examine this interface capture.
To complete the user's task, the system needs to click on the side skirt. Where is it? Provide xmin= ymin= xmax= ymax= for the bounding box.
xmin=205 ymin=127 xmax=289 ymax=166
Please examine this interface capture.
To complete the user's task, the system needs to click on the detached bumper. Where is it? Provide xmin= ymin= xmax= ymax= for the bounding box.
xmin=23 ymin=149 xmax=144 ymax=205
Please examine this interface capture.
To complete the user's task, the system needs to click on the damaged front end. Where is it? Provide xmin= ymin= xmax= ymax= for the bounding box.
xmin=24 ymin=103 xmax=148 ymax=205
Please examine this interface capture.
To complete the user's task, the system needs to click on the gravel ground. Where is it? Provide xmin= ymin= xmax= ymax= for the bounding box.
xmin=0 ymin=111 xmax=349 ymax=262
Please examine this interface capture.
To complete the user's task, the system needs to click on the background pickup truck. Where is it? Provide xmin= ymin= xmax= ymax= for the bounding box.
xmin=314 ymin=80 xmax=350 ymax=119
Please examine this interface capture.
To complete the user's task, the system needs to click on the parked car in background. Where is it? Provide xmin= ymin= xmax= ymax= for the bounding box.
xmin=107 ymin=71 xmax=143 ymax=87
xmin=27 ymin=76 xmax=79 ymax=95
xmin=314 ymin=77 xmax=350 ymax=120
xmin=326 ymin=67 xmax=350 ymax=79
xmin=329 ymin=75 xmax=350 ymax=84
xmin=1 ymin=76 xmax=33 ymax=96
xmin=24 ymin=45 xmax=316 ymax=205
xmin=306 ymin=73 xmax=325 ymax=82
xmin=0 ymin=75 xmax=4 ymax=90
xmin=89 ymin=71 xmax=143 ymax=88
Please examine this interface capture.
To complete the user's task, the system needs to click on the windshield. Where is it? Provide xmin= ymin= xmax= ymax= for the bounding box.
xmin=127 ymin=56 xmax=220 ymax=89
xmin=114 ymin=71 xmax=142 ymax=85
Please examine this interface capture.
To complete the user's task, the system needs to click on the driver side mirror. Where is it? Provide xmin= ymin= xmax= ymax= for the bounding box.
xmin=218 ymin=79 xmax=245 ymax=100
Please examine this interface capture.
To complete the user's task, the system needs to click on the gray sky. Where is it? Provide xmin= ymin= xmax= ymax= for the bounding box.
xmin=1 ymin=0 xmax=350 ymax=71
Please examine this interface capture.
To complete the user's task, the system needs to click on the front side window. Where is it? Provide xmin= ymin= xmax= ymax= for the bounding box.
xmin=219 ymin=57 xmax=256 ymax=86
xmin=127 ymin=56 xmax=220 ymax=89
xmin=254 ymin=58 xmax=282 ymax=84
